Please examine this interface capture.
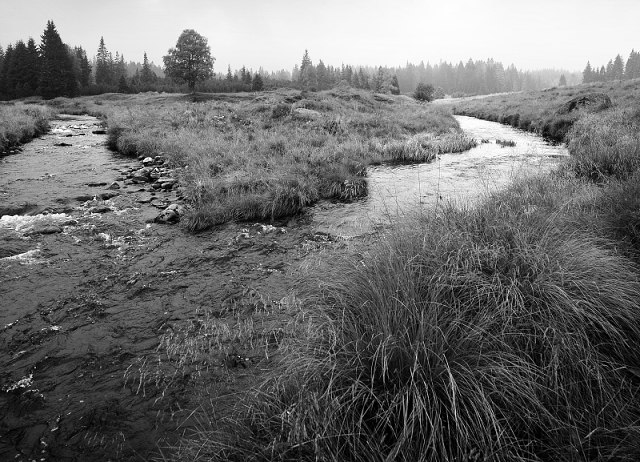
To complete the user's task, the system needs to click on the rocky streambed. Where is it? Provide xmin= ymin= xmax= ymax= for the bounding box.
xmin=0 ymin=115 xmax=347 ymax=461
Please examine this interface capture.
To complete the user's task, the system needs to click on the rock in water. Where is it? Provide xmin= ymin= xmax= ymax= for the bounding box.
xmin=154 ymin=204 xmax=185 ymax=224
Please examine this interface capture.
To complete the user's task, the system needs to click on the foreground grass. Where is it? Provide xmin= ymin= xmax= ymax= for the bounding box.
xmin=158 ymin=80 xmax=640 ymax=461
xmin=0 ymin=102 xmax=56 ymax=153
xmin=51 ymin=88 xmax=474 ymax=230
xmin=167 ymin=177 xmax=640 ymax=462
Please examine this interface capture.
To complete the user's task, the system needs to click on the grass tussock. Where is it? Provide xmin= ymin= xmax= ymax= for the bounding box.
xmin=171 ymin=195 xmax=640 ymax=461
xmin=0 ymin=103 xmax=56 ymax=152
xmin=85 ymin=88 xmax=471 ymax=229
xmin=567 ymin=108 xmax=640 ymax=181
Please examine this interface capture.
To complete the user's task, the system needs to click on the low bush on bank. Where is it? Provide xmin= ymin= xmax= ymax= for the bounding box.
xmin=172 ymin=191 xmax=640 ymax=461
xmin=100 ymin=89 xmax=470 ymax=229
xmin=0 ymin=104 xmax=56 ymax=152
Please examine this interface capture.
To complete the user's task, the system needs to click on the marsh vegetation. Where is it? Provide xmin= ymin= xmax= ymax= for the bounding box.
xmin=2 ymin=79 xmax=640 ymax=461
xmin=155 ymin=81 xmax=640 ymax=461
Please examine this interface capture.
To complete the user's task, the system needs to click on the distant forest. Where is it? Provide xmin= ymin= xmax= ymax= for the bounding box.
xmin=582 ymin=50 xmax=640 ymax=83
xmin=0 ymin=20 xmax=583 ymax=101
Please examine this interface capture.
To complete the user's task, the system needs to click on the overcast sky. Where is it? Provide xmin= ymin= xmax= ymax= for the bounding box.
xmin=1 ymin=0 xmax=638 ymax=73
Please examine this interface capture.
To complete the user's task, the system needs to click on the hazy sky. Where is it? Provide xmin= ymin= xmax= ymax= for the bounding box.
xmin=1 ymin=0 xmax=638 ymax=73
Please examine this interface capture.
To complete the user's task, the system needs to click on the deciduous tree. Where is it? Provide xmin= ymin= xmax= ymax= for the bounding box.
xmin=163 ymin=29 xmax=214 ymax=93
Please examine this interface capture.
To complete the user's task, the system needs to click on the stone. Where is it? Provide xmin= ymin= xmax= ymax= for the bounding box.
xmin=98 ymin=192 xmax=119 ymax=200
xmin=557 ymin=93 xmax=612 ymax=115
xmin=142 ymin=157 xmax=155 ymax=166
xmin=107 ymin=182 xmax=121 ymax=190
xmin=24 ymin=224 xmax=63 ymax=236
xmin=154 ymin=204 xmax=183 ymax=224
xmin=292 ymin=108 xmax=321 ymax=120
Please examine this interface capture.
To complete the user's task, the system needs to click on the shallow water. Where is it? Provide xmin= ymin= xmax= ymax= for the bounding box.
xmin=312 ymin=115 xmax=569 ymax=236
xmin=0 ymin=116 xmax=345 ymax=461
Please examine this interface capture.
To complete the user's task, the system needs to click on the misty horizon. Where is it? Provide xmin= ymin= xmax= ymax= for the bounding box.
xmin=2 ymin=0 xmax=639 ymax=75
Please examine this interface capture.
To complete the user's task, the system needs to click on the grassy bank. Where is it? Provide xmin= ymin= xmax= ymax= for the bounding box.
xmin=452 ymin=78 xmax=640 ymax=142
xmin=168 ymin=176 xmax=640 ymax=462
xmin=0 ymin=103 xmax=56 ymax=153
xmin=159 ymin=81 xmax=640 ymax=461
xmin=60 ymin=88 xmax=474 ymax=230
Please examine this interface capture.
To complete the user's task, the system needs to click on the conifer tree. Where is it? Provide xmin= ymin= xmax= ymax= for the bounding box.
xmin=558 ymin=74 xmax=567 ymax=86
xmin=225 ymin=64 xmax=232 ymax=81
xmin=582 ymin=61 xmax=593 ymax=83
xmin=140 ymin=52 xmax=156 ymax=85
xmin=251 ymin=72 xmax=264 ymax=91
xmin=39 ymin=20 xmax=76 ymax=98
xmin=0 ymin=44 xmax=13 ymax=98
xmin=612 ymin=54 xmax=625 ymax=80
xmin=298 ymin=49 xmax=315 ymax=89
xmin=316 ymin=59 xmax=328 ymax=90
xmin=74 ymin=46 xmax=91 ymax=88
xmin=95 ymin=37 xmax=112 ymax=86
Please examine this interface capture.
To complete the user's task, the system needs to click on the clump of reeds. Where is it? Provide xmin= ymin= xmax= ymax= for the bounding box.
xmin=495 ymin=138 xmax=516 ymax=147
xmin=0 ymin=104 xmax=56 ymax=152
xmin=384 ymin=132 xmax=477 ymax=163
xmin=170 ymin=190 xmax=640 ymax=461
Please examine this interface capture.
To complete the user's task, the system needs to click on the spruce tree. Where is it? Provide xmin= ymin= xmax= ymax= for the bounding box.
xmin=612 ymin=54 xmax=625 ymax=80
xmin=582 ymin=61 xmax=593 ymax=83
xmin=251 ymin=72 xmax=263 ymax=91
xmin=0 ymin=44 xmax=14 ymax=98
xmin=95 ymin=37 xmax=112 ymax=86
xmin=558 ymin=74 xmax=567 ymax=86
xmin=24 ymin=38 xmax=40 ymax=95
xmin=39 ymin=20 xmax=76 ymax=98
xmin=225 ymin=65 xmax=232 ymax=81
xmin=298 ymin=49 xmax=315 ymax=89
xmin=140 ymin=52 xmax=156 ymax=85
xmin=74 ymin=46 xmax=91 ymax=88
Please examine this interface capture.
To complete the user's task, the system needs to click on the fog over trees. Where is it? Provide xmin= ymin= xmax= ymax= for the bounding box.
xmin=0 ymin=20 xmax=597 ymax=101
xmin=582 ymin=50 xmax=640 ymax=83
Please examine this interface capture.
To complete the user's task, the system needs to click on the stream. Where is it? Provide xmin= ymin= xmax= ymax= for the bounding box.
xmin=313 ymin=115 xmax=569 ymax=236
xmin=1 ymin=113 xmax=568 ymax=461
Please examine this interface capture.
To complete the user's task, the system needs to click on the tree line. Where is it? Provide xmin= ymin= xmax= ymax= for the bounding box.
xmin=0 ymin=20 xmax=586 ymax=101
xmin=582 ymin=49 xmax=640 ymax=83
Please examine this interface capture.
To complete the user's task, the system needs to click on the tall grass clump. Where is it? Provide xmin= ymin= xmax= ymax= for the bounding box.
xmin=186 ymin=200 xmax=640 ymax=461
xmin=567 ymin=108 xmax=640 ymax=181
xmin=0 ymin=104 xmax=56 ymax=152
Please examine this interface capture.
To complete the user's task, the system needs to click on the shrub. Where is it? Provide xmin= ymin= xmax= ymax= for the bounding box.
xmin=413 ymin=82 xmax=435 ymax=102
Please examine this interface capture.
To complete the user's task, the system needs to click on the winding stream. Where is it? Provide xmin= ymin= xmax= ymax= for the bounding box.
xmin=1 ymin=113 xmax=568 ymax=461
xmin=313 ymin=115 xmax=569 ymax=236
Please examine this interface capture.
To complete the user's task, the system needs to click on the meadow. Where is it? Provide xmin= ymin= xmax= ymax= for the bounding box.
xmin=3 ymin=80 xmax=640 ymax=461
xmin=156 ymin=81 xmax=640 ymax=461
